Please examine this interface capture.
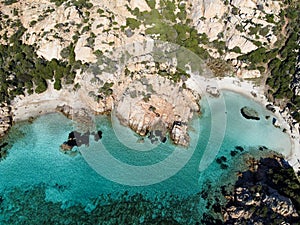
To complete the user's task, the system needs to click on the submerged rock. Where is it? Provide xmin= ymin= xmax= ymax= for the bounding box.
xmin=0 ymin=142 xmax=9 ymax=160
xmin=240 ymin=106 xmax=260 ymax=120
xmin=60 ymin=130 xmax=102 ymax=152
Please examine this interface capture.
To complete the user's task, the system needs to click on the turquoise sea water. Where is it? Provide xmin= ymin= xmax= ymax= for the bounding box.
xmin=0 ymin=91 xmax=292 ymax=224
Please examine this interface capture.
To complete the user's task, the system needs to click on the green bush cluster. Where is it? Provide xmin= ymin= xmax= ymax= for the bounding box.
xmin=98 ymin=82 xmax=114 ymax=97
xmin=238 ymin=47 xmax=267 ymax=64
xmin=145 ymin=0 xmax=156 ymax=9
xmin=50 ymin=0 xmax=93 ymax=9
xmin=0 ymin=42 xmax=75 ymax=101
xmin=267 ymin=165 xmax=300 ymax=211
xmin=157 ymin=67 xmax=190 ymax=82
xmin=126 ymin=18 xmax=141 ymax=30
xmin=266 ymin=32 xmax=299 ymax=115
xmin=2 ymin=0 xmax=18 ymax=5
xmin=49 ymin=0 xmax=67 ymax=7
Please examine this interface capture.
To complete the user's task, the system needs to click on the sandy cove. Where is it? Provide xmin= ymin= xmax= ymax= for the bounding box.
xmin=11 ymin=76 xmax=300 ymax=174
xmin=186 ymin=74 xmax=300 ymax=174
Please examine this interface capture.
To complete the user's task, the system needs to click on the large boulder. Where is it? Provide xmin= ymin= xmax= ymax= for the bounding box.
xmin=241 ymin=106 xmax=260 ymax=120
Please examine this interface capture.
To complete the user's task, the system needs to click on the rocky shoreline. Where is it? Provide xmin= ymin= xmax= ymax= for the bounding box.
xmin=114 ymin=73 xmax=200 ymax=147
xmin=199 ymin=150 xmax=300 ymax=224
xmin=0 ymin=103 xmax=12 ymax=139
xmin=222 ymin=156 xmax=300 ymax=224
xmin=0 ymin=103 xmax=12 ymax=161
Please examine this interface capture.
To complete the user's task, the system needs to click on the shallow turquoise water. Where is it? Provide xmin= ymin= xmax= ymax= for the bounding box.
xmin=0 ymin=91 xmax=291 ymax=223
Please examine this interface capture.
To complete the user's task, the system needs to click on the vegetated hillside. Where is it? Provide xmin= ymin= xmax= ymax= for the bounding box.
xmin=0 ymin=0 xmax=298 ymax=122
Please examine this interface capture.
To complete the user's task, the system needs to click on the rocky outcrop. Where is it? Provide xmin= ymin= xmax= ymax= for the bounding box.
xmin=0 ymin=103 xmax=12 ymax=138
xmin=222 ymin=156 xmax=300 ymax=224
xmin=56 ymin=104 xmax=73 ymax=119
xmin=188 ymin=0 xmax=282 ymax=78
xmin=240 ymin=106 xmax=260 ymax=120
xmin=115 ymin=70 xmax=199 ymax=146
xmin=206 ymin=86 xmax=220 ymax=97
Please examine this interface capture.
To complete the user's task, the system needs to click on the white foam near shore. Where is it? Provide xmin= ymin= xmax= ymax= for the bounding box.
xmin=186 ymin=74 xmax=300 ymax=174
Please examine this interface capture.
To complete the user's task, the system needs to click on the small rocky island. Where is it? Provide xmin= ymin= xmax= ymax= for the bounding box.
xmin=240 ymin=106 xmax=260 ymax=120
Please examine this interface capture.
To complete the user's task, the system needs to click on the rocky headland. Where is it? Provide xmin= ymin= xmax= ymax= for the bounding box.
xmin=199 ymin=150 xmax=300 ymax=224
xmin=114 ymin=63 xmax=200 ymax=146
xmin=222 ymin=156 xmax=300 ymax=224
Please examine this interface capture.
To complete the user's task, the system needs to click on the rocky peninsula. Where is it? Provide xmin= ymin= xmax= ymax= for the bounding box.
xmin=113 ymin=63 xmax=200 ymax=146
xmin=223 ymin=155 xmax=300 ymax=224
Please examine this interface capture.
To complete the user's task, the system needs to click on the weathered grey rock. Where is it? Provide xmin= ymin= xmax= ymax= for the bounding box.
xmin=206 ymin=86 xmax=220 ymax=97
xmin=115 ymin=73 xmax=198 ymax=147
xmin=56 ymin=105 xmax=73 ymax=119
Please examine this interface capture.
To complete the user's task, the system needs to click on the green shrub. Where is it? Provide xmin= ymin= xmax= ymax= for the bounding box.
xmin=50 ymin=0 xmax=66 ymax=7
xmin=265 ymin=14 xmax=275 ymax=23
xmin=126 ymin=18 xmax=141 ymax=30
xmin=145 ymin=0 xmax=156 ymax=9
xmin=231 ymin=46 xmax=242 ymax=54
xmin=54 ymin=79 xmax=62 ymax=90
xmin=2 ymin=0 xmax=18 ymax=5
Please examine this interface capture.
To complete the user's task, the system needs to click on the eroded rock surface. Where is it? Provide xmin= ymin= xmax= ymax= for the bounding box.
xmin=115 ymin=75 xmax=199 ymax=146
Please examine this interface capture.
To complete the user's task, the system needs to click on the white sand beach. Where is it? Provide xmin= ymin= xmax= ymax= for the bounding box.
xmin=11 ymin=82 xmax=88 ymax=122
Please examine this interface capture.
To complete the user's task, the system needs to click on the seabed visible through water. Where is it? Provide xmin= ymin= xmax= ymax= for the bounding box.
xmin=0 ymin=91 xmax=292 ymax=224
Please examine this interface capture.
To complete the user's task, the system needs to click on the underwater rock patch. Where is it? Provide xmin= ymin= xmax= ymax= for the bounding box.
xmin=60 ymin=130 xmax=102 ymax=152
xmin=240 ymin=106 xmax=260 ymax=120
